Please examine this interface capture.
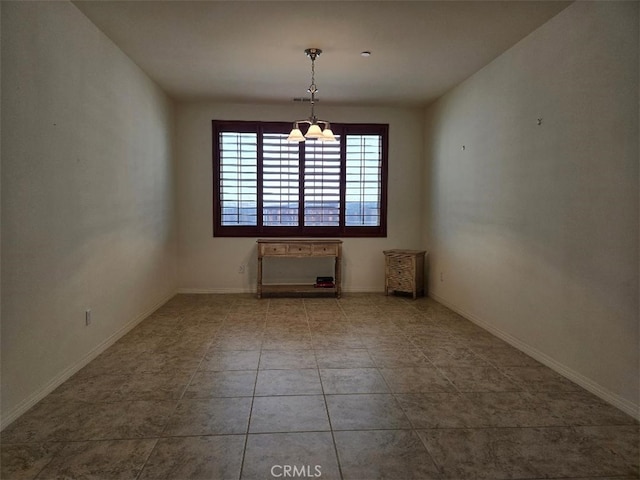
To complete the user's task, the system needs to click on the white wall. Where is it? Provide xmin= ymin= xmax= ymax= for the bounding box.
xmin=1 ymin=1 xmax=177 ymax=427
xmin=424 ymin=1 xmax=639 ymax=416
xmin=175 ymin=102 xmax=424 ymax=293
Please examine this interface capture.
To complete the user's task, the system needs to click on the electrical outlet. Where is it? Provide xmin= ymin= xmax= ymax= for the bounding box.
xmin=85 ymin=309 xmax=92 ymax=326
xmin=440 ymin=272 xmax=444 ymax=282
xmin=238 ymin=264 xmax=246 ymax=274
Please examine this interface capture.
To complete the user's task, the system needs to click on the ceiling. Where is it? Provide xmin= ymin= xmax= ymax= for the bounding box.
xmin=73 ymin=1 xmax=571 ymax=107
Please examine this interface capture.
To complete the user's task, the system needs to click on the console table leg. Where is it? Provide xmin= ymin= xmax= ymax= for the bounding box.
xmin=335 ymin=256 xmax=341 ymax=298
xmin=257 ymin=256 xmax=263 ymax=299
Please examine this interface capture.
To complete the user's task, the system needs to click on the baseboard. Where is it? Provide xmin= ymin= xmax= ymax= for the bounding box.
xmin=344 ymin=287 xmax=387 ymax=293
xmin=0 ymin=290 xmax=177 ymax=431
xmin=176 ymin=287 xmax=385 ymax=295
xmin=177 ymin=287 xmax=254 ymax=294
xmin=429 ymin=291 xmax=640 ymax=421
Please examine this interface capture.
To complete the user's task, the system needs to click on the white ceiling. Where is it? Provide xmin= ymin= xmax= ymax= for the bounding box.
xmin=73 ymin=1 xmax=571 ymax=107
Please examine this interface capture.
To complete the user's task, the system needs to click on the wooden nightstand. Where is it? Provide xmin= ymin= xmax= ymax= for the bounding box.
xmin=384 ymin=249 xmax=427 ymax=299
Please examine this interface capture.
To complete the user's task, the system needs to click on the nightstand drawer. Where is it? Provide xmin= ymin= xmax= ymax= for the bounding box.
xmin=387 ymin=255 xmax=412 ymax=270
xmin=387 ymin=276 xmax=414 ymax=292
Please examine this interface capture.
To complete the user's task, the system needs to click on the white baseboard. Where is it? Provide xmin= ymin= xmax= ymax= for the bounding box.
xmin=176 ymin=287 xmax=385 ymax=295
xmin=177 ymin=287 xmax=254 ymax=294
xmin=0 ymin=290 xmax=177 ymax=431
xmin=344 ymin=287 xmax=387 ymax=293
xmin=429 ymin=292 xmax=640 ymax=421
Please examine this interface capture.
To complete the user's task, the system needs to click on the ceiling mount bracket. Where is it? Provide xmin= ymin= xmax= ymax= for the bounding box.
xmin=304 ymin=48 xmax=322 ymax=60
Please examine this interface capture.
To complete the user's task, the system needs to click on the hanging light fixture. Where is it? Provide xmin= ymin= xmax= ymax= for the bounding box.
xmin=287 ymin=48 xmax=336 ymax=142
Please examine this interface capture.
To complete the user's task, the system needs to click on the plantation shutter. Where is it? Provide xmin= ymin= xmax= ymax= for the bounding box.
xmin=345 ymin=134 xmax=382 ymax=226
xmin=303 ymin=138 xmax=342 ymax=226
xmin=218 ymin=132 xmax=258 ymax=226
xmin=262 ymin=133 xmax=300 ymax=226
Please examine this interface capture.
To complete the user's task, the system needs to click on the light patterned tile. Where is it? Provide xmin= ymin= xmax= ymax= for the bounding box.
xmin=312 ymin=334 xmax=365 ymax=349
xmin=438 ymin=366 xmax=519 ymax=392
xmin=396 ymin=393 xmax=488 ymax=429
xmin=210 ymin=335 xmax=264 ymax=351
xmin=421 ymin=345 xmax=488 ymax=367
xmin=35 ymin=439 xmax=156 ymax=480
xmin=200 ymin=350 xmax=261 ymax=371
xmin=108 ymin=373 xmax=191 ymax=401
xmin=471 ymin=345 xmax=542 ymax=367
xmin=358 ymin=335 xmax=410 ymax=348
xmin=326 ymin=394 xmax=411 ymax=430
xmin=315 ymin=349 xmax=374 ymax=368
xmin=255 ymin=369 xmax=323 ymax=396
xmin=249 ymin=396 xmax=330 ymax=433
xmin=4 ymin=293 xmax=638 ymax=480
xmin=0 ymin=443 xmax=64 ymax=480
xmin=139 ymin=435 xmax=245 ymax=480
xmin=334 ymin=430 xmax=441 ymax=480
xmin=499 ymin=366 xmax=582 ymax=392
xmin=44 ymin=374 xmax=127 ymax=403
xmin=1 ymin=400 xmax=174 ymax=443
xmin=541 ymin=390 xmax=639 ymax=426
xmin=464 ymin=392 xmax=562 ymax=427
xmin=574 ymin=425 xmax=639 ymax=477
xmin=379 ymin=367 xmax=455 ymax=393
xmin=242 ymin=432 xmax=341 ymax=480
xmin=261 ymin=337 xmax=313 ymax=351
xmin=259 ymin=350 xmax=317 ymax=369
xmin=320 ymin=368 xmax=389 ymax=394
xmin=522 ymin=427 xmax=637 ymax=478
xmin=184 ymin=371 xmax=257 ymax=398
xmin=368 ymin=348 xmax=431 ymax=368
xmin=163 ymin=397 xmax=252 ymax=436
xmin=417 ymin=428 xmax=541 ymax=479
xmin=132 ymin=352 xmax=202 ymax=375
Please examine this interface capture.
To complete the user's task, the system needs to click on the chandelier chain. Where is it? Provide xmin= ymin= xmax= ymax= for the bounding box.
xmin=308 ymin=51 xmax=318 ymax=119
xmin=287 ymin=47 xmax=335 ymax=143
xmin=309 ymin=55 xmax=317 ymax=95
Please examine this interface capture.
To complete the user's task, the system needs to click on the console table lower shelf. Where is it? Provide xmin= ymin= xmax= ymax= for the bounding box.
xmin=257 ymin=239 xmax=342 ymax=299
xmin=259 ymin=284 xmax=338 ymax=297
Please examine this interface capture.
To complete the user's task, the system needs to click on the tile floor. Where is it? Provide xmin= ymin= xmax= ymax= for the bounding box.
xmin=1 ymin=293 xmax=638 ymax=479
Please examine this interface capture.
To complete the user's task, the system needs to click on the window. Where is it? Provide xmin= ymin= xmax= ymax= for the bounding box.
xmin=213 ymin=120 xmax=388 ymax=237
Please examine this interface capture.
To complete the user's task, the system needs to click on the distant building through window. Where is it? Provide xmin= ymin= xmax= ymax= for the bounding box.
xmin=212 ymin=120 xmax=388 ymax=237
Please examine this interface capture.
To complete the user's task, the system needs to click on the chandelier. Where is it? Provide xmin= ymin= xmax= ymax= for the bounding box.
xmin=287 ymin=48 xmax=336 ymax=142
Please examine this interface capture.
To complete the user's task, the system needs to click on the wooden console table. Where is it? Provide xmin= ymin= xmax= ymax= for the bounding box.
xmin=257 ymin=239 xmax=342 ymax=298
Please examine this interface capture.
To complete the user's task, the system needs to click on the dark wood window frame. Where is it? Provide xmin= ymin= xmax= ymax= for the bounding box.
xmin=212 ymin=120 xmax=388 ymax=238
